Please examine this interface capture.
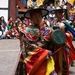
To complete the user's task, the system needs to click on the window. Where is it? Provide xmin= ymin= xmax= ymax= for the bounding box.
xmin=0 ymin=0 xmax=9 ymax=22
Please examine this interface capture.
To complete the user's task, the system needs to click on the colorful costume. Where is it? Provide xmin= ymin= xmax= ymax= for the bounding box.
xmin=19 ymin=26 xmax=55 ymax=75
xmin=48 ymin=8 xmax=75 ymax=75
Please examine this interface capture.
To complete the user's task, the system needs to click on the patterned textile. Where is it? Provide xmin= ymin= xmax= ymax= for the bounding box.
xmin=20 ymin=26 xmax=40 ymax=42
xmin=55 ymin=32 xmax=75 ymax=75
xmin=41 ymin=27 xmax=51 ymax=41
xmin=23 ymin=48 xmax=55 ymax=75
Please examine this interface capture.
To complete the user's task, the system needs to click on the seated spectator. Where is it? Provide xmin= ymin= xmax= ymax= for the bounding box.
xmin=15 ymin=16 xmax=21 ymax=26
xmin=69 ymin=6 xmax=75 ymax=21
xmin=0 ymin=26 xmax=2 ymax=39
xmin=5 ymin=28 xmax=18 ymax=39
xmin=46 ymin=3 xmax=55 ymax=26
xmin=8 ymin=16 xmax=13 ymax=25
xmin=0 ymin=16 xmax=7 ymax=26
xmin=0 ymin=23 xmax=6 ymax=39
xmin=22 ymin=18 xmax=29 ymax=26
xmin=43 ymin=18 xmax=50 ymax=27
xmin=7 ymin=21 xmax=13 ymax=30
xmin=61 ymin=1 xmax=67 ymax=9
xmin=56 ymin=1 xmax=61 ymax=9
xmin=47 ymin=3 xmax=55 ymax=12
xmin=13 ymin=22 xmax=17 ymax=30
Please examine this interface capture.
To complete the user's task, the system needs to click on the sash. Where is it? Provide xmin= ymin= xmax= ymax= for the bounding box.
xmin=23 ymin=48 xmax=55 ymax=75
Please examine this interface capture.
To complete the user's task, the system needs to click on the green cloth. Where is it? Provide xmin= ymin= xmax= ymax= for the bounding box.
xmin=7 ymin=25 xmax=11 ymax=30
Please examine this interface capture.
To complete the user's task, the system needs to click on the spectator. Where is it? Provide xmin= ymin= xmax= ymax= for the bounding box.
xmin=7 ymin=21 xmax=13 ymax=31
xmin=13 ymin=22 xmax=17 ymax=30
xmin=56 ymin=1 xmax=61 ymax=9
xmin=61 ymin=1 xmax=67 ymax=9
xmin=0 ymin=23 xmax=6 ymax=39
xmin=69 ymin=6 xmax=75 ymax=21
xmin=22 ymin=18 xmax=29 ymax=26
xmin=43 ymin=18 xmax=50 ymax=27
xmin=0 ymin=16 xmax=7 ymax=26
xmin=17 ymin=21 xmax=23 ymax=32
xmin=5 ymin=27 xmax=18 ymax=39
xmin=8 ymin=16 xmax=13 ymax=25
xmin=15 ymin=16 xmax=21 ymax=26
xmin=47 ymin=3 xmax=55 ymax=12
xmin=46 ymin=3 xmax=55 ymax=25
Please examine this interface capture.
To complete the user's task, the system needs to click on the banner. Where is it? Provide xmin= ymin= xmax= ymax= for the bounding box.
xmin=67 ymin=0 xmax=74 ymax=5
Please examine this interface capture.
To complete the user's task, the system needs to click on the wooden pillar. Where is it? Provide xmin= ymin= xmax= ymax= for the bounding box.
xmin=9 ymin=0 xmax=17 ymax=21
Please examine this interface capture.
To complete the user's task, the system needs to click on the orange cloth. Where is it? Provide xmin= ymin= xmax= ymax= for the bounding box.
xmin=66 ymin=33 xmax=75 ymax=60
xmin=55 ymin=32 xmax=74 ymax=75
xmin=24 ymin=48 xmax=49 ymax=75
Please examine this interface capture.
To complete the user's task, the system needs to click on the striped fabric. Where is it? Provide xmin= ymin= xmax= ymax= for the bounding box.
xmin=23 ymin=48 xmax=55 ymax=75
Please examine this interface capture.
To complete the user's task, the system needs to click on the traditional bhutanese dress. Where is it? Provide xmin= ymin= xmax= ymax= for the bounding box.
xmin=20 ymin=26 xmax=56 ymax=75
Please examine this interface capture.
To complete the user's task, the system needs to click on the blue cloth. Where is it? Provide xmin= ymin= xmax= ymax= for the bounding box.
xmin=20 ymin=0 xmax=27 ymax=7
xmin=66 ymin=48 xmax=69 ymax=55
xmin=1 ymin=20 xmax=7 ymax=26
xmin=0 ymin=31 xmax=5 ymax=39
xmin=47 ymin=6 xmax=55 ymax=12
xmin=3 ymin=21 xmax=7 ymax=26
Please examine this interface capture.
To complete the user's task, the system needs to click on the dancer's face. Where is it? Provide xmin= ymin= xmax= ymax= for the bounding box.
xmin=31 ymin=13 xmax=42 ymax=25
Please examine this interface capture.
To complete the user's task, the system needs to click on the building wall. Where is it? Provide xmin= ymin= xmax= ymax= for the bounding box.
xmin=0 ymin=0 xmax=9 ymax=22
xmin=9 ymin=0 xmax=17 ymax=21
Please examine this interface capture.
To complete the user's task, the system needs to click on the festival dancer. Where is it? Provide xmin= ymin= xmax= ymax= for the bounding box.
xmin=50 ymin=9 xmax=75 ymax=75
xmin=18 ymin=8 xmax=56 ymax=75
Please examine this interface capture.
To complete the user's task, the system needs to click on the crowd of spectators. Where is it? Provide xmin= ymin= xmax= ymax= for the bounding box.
xmin=0 ymin=1 xmax=75 ymax=39
xmin=0 ymin=16 xmax=32 ymax=39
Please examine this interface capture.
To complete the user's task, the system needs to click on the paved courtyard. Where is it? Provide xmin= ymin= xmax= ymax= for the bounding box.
xmin=0 ymin=39 xmax=21 ymax=75
xmin=0 ymin=39 xmax=75 ymax=75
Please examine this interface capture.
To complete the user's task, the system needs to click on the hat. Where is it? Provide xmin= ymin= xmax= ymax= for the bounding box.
xmin=50 ymin=9 xmax=69 ymax=20
xmin=24 ymin=8 xmax=49 ymax=19
xmin=50 ymin=9 xmax=67 ymax=14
